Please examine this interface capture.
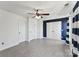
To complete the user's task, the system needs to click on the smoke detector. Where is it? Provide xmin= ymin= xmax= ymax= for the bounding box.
xmin=64 ymin=3 xmax=69 ymax=6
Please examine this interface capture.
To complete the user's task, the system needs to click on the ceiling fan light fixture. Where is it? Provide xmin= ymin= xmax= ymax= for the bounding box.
xmin=35 ymin=15 xmax=42 ymax=19
xmin=28 ymin=9 xmax=49 ymax=19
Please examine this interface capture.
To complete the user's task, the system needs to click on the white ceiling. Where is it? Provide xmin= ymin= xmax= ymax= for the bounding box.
xmin=0 ymin=1 xmax=77 ymax=18
xmin=17 ymin=1 xmax=68 ymax=9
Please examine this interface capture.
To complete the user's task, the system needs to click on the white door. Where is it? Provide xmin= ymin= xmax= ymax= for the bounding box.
xmin=28 ymin=18 xmax=37 ymax=41
xmin=18 ymin=19 xmax=26 ymax=42
xmin=47 ymin=21 xmax=61 ymax=40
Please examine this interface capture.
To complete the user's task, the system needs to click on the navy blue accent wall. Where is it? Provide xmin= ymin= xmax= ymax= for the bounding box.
xmin=61 ymin=19 xmax=67 ymax=40
xmin=43 ymin=21 xmax=47 ymax=37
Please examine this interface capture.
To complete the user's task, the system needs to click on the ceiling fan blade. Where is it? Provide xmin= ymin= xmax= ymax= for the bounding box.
xmin=27 ymin=13 xmax=34 ymax=14
xmin=27 ymin=13 xmax=35 ymax=15
xmin=39 ymin=13 xmax=50 ymax=15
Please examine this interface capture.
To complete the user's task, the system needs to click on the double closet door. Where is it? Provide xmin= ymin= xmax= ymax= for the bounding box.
xmin=47 ymin=21 xmax=61 ymax=40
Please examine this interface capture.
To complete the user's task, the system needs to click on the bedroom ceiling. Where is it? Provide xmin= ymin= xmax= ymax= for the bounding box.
xmin=0 ymin=1 xmax=77 ymax=18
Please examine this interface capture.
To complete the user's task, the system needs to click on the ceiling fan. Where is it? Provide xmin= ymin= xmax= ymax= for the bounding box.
xmin=27 ymin=9 xmax=50 ymax=19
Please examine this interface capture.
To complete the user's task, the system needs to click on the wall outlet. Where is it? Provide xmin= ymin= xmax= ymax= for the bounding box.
xmin=1 ymin=42 xmax=4 ymax=45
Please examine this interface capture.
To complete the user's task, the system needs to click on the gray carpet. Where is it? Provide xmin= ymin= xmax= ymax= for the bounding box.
xmin=0 ymin=39 xmax=72 ymax=57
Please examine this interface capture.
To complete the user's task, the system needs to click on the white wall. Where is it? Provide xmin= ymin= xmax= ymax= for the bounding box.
xmin=0 ymin=9 xmax=27 ymax=50
xmin=68 ymin=11 xmax=73 ymax=56
xmin=0 ymin=8 xmax=44 ymax=50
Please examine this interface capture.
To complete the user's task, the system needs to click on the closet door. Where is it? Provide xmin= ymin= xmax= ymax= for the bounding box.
xmin=47 ymin=21 xmax=61 ymax=40
xmin=28 ymin=18 xmax=37 ymax=41
xmin=18 ymin=19 xmax=26 ymax=42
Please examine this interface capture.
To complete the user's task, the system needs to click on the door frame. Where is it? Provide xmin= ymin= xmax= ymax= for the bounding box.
xmin=43 ymin=17 xmax=69 ymax=39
